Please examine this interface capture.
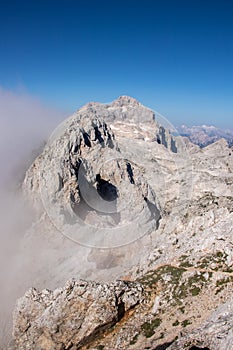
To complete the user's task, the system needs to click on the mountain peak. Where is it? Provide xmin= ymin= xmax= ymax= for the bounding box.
xmin=78 ymin=95 xmax=155 ymax=124
xmin=112 ymin=95 xmax=141 ymax=106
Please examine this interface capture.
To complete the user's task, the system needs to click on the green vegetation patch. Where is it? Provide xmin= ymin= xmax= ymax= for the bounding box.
xmin=197 ymin=251 xmax=233 ymax=272
xmin=138 ymin=265 xmax=212 ymax=308
xmin=138 ymin=265 xmax=186 ymax=288
xmin=141 ymin=318 xmax=162 ymax=338
xmin=130 ymin=334 xmax=139 ymax=345
xmin=215 ymin=276 xmax=233 ymax=295
xmin=179 ymin=306 xmax=185 ymax=314
xmin=169 ymin=270 xmax=209 ymax=304
xmin=190 ymin=286 xmax=201 ymax=296
xmin=179 ymin=255 xmax=193 ymax=268
xmin=181 ymin=319 xmax=192 ymax=327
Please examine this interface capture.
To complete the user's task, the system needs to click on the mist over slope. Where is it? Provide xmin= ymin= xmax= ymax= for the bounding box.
xmin=0 ymin=88 xmax=66 ymax=345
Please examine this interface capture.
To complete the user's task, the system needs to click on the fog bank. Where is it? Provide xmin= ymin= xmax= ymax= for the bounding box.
xmin=0 ymin=87 xmax=67 ymax=346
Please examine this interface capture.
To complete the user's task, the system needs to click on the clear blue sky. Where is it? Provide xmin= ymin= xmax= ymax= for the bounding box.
xmin=0 ymin=0 xmax=233 ymax=128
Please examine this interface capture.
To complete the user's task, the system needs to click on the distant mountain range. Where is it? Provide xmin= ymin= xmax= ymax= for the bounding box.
xmin=177 ymin=124 xmax=233 ymax=147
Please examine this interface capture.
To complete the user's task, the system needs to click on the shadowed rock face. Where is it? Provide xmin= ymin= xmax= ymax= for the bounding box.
xmin=10 ymin=96 xmax=233 ymax=350
xmin=23 ymin=97 xmax=162 ymax=248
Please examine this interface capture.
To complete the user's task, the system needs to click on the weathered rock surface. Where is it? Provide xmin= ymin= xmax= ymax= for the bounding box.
xmin=10 ymin=96 xmax=233 ymax=350
xmin=13 ymin=279 xmax=144 ymax=350
xmin=168 ymin=299 xmax=233 ymax=350
xmin=23 ymin=97 xmax=162 ymax=248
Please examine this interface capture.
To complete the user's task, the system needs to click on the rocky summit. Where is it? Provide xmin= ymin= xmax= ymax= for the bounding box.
xmin=10 ymin=96 xmax=233 ymax=349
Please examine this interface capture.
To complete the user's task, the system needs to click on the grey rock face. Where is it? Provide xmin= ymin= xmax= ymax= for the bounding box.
xmin=85 ymin=95 xmax=155 ymax=123
xmin=168 ymin=299 xmax=233 ymax=350
xmin=13 ymin=279 xmax=144 ymax=350
xmin=23 ymin=113 xmax=118 ymax=210
xmin=23 ymin=97 xmax=161 ymax=248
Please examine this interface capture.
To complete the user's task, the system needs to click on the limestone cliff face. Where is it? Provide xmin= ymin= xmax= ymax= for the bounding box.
xmin=11 ymin=97 xmax=233 ymax=350
xmin=23 ymin=97 xmax=162 ymax=248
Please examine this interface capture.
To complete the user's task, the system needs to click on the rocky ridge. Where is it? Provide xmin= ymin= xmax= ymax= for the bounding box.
xmin=11 ymin=96 xmax=233 ymax=349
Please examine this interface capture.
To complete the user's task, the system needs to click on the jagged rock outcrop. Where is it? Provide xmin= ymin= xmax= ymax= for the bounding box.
xmin=23 ymin=114 xmax=118 ymax=210
xmin=12 ymin=279 xmax=144 ymax=350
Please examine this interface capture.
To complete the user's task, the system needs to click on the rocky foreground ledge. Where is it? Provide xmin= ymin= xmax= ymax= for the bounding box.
xmin=12 ymin=280 xmax=144 ymax=349
xmin=11 ymin=279 xmax=233 ymax=350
